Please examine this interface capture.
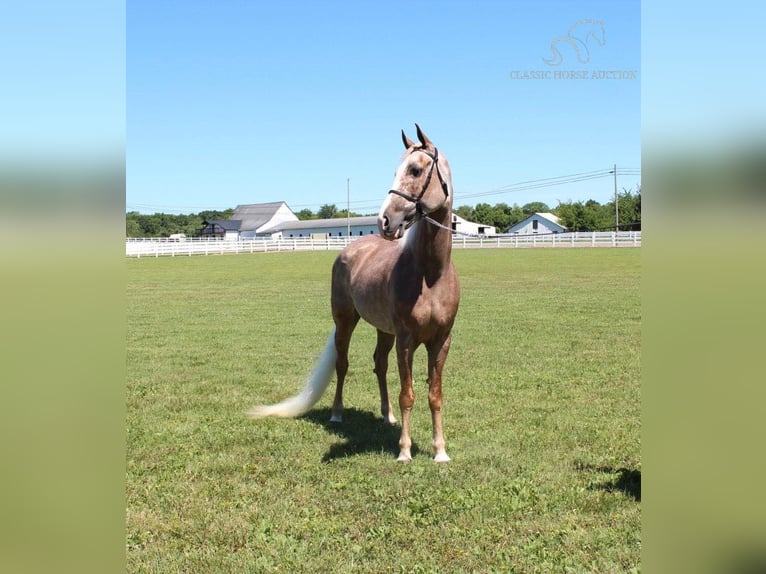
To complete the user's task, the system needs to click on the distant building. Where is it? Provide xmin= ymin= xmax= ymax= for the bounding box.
xmin=264 ymin=212 xmax=497 ymax=238
xmin=197 ymin=202 xmax=298 ymax=239
xmin=450 ymin=213 xmax=496 ymax=236
xmin=198 ymin=219 xmax=242 ymax=240
xmin=507 ymin=213 xmax=566 ymax=235
xmin=232 ymin=202 xmax=299 ymax=238
xmin=198 ymin=200 xmax=496 ymax=239
xmin=262 ymin=216 xmax=379 ymax=238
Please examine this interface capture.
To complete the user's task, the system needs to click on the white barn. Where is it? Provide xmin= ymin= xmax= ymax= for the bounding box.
xmin=198 ymin=202 xmax=299 ymax=239
xmin=233 ymin=202 xmax=299 ymax=238
xmin=262 ymin=216 xmax=379 ymax=238
xmin=450 ymin=213 xmax=496 ymax=236
xmin=507 ymin=212 xmax=566 ymax=235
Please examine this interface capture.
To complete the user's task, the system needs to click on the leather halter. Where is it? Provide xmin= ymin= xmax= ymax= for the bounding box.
xmin=388 ymin=147 xmax=449 ymax=217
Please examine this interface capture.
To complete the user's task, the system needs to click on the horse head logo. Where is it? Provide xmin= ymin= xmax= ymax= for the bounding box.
xmin=543 ymin=20 xmax=605 ymax=66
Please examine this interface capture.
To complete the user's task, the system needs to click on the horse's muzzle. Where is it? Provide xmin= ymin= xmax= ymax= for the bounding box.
xmin=379 ymin=189 xmax=418 ymax=240
xmin=378 ymin=213 xmax=403 ymax=240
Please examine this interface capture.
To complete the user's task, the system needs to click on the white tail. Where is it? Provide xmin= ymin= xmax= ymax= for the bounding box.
xmin=246 ymin=328 xmax=337 ymax=419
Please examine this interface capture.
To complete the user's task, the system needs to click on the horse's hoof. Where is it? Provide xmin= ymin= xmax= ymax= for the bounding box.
xmin=329 ymin=414 xmax=342 ymax=423
xmin=433 ymin=452 xmax=451 ymax=463
xmin=381 ymin=415 xmax=397 ymax=425
xmin=397 ymin=450 xmax=412 ymax=462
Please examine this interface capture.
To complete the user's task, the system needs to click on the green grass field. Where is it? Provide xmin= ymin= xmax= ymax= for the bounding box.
xmin=127 ymin=248 xmax=640 ymax=573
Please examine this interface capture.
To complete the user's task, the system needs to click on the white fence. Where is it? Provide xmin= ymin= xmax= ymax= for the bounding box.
xmin=126 ymin=231 xmax=640 ymax=258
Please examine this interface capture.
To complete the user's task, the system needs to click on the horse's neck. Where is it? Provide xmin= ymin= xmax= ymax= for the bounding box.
xmin=410 ymin=206 xmax=453 ymax=279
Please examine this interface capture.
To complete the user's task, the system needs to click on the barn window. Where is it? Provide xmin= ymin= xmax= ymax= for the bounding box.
xmin=532 ymin=219 xmax=539 ymax=232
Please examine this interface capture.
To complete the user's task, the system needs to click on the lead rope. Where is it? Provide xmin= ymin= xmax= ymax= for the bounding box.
xmin=422 ymin=214 xmax=485 ymax=238
xmin=423 ymin=214 xmax=568 ymax=239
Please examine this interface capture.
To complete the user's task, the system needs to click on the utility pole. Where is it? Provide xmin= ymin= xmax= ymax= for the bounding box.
xmin=613 ymin=164 xmax=619 ymax=232
xmin=346 ymin=178 xmax=350 ymax=238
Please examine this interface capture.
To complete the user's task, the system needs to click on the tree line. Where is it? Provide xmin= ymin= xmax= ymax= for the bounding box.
xmin=126 ymin=209 xmax=234 ymax=238
xmin=125 ymin=188 xmax=639 ymax=237
xmin=455 ymin=187 xmax=640 ymax=233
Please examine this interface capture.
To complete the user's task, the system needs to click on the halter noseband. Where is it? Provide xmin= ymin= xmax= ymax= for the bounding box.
xmin=388 ymin=147 xmax=449 ymax=217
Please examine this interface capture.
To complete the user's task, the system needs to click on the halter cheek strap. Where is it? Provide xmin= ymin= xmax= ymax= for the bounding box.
xmin=388 ymin=147 xmax=449 ymax=216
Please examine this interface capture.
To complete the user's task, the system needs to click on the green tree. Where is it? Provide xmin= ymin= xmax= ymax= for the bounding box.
xmin=126 ymin=212 xmax=143 ymax=237
xmin=198 ymin=209 xmax=234 ymax=221
xmin=613 ymin=187 xmax=641 ymax=230
xmin=454 ymin=205 xmax=474 ymax=221
xmin=554 ymin=201 xmax=587 ymax=231
xmin=335 ymin=209 xmax=362 ymax=219
xmin=522 ymin=201 xmax=550 ymax=215
xmin=317 ymin=204 xmax=338 ymax=219
xmin=126 ymin=209 xmax=235 ymax=237
xmin=296 ymin=208 xmax=316 ymax=220
xmin=507 ymin=204 xmax=525 ymax=229
xmin=472 ymin=203 xmax=494 ymax=227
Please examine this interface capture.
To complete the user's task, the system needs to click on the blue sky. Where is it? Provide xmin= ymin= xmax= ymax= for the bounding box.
xmin=127 ymin=0 xmax=640 ymax=215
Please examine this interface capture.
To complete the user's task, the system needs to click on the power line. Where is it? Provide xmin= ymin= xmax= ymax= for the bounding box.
xmin=291 ymin=167 xmax=641 ymax=210
xmin=127 ymin=167 xmax=641 ymax=214
xmin=455 ymin=168 xmax=640 ymax=201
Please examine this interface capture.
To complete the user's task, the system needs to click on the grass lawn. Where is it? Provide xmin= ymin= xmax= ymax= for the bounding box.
xmin=127 ymin=248 xmax=640 ymax=573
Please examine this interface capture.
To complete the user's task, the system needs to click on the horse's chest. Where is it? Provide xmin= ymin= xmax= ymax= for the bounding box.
xmin=402 ymin=282 xmax=457 ymax=330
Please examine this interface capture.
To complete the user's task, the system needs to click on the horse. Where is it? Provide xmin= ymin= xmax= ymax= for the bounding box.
xmin=543 ymin=19 xmax=605 ymax=66
xmin=248 ymin=125 xmax=460 ymax=463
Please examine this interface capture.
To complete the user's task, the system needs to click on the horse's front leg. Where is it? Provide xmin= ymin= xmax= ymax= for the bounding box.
xmin=395 ymin=335 xmax=416 ymax=462
xmin=427 ymin=334 xmax=452 ymax=462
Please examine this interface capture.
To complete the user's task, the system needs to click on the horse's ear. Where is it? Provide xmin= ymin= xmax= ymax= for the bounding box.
xmin=402 ymin=130 xmax=416 ymax=150
xmin=415 ymin=123 xmax=433 ymax=148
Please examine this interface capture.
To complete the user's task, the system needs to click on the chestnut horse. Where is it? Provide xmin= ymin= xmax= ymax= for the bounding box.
xmin=248 ymin=125 xmax=460 ymax=462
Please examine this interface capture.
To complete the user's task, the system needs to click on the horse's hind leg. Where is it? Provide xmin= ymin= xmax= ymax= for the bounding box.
xmin=373 ymin=330 xmax=397 ymax=424
xmin=395 ymin=333 xmax=416 ymax=462
xmin=330 ymin=309 xmax=359 ymax=423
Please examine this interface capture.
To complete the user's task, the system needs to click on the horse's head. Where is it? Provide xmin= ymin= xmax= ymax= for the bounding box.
xmin=378 ymin=124 xmax=453 ymax=240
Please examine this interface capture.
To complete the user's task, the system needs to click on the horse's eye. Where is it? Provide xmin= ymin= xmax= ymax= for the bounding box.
xmin=408 ymin=165 xmax=422 ymax=177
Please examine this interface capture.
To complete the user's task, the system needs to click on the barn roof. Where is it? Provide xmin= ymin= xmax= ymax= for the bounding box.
xmin=203 ymin=219 xmax=242 ymax=231
xmin=232 ymin=202 xmax=293 ymax=231
xmin=536 ymin=212 xmax=564 ymax=226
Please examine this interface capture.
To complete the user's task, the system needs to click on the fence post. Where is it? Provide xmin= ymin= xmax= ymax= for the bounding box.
xmin=591 ymin=232 xmax=596 ymax=247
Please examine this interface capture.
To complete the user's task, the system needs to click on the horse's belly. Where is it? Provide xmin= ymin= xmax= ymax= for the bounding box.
xmin=352 ymin=290 xmax=396 ymax=334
